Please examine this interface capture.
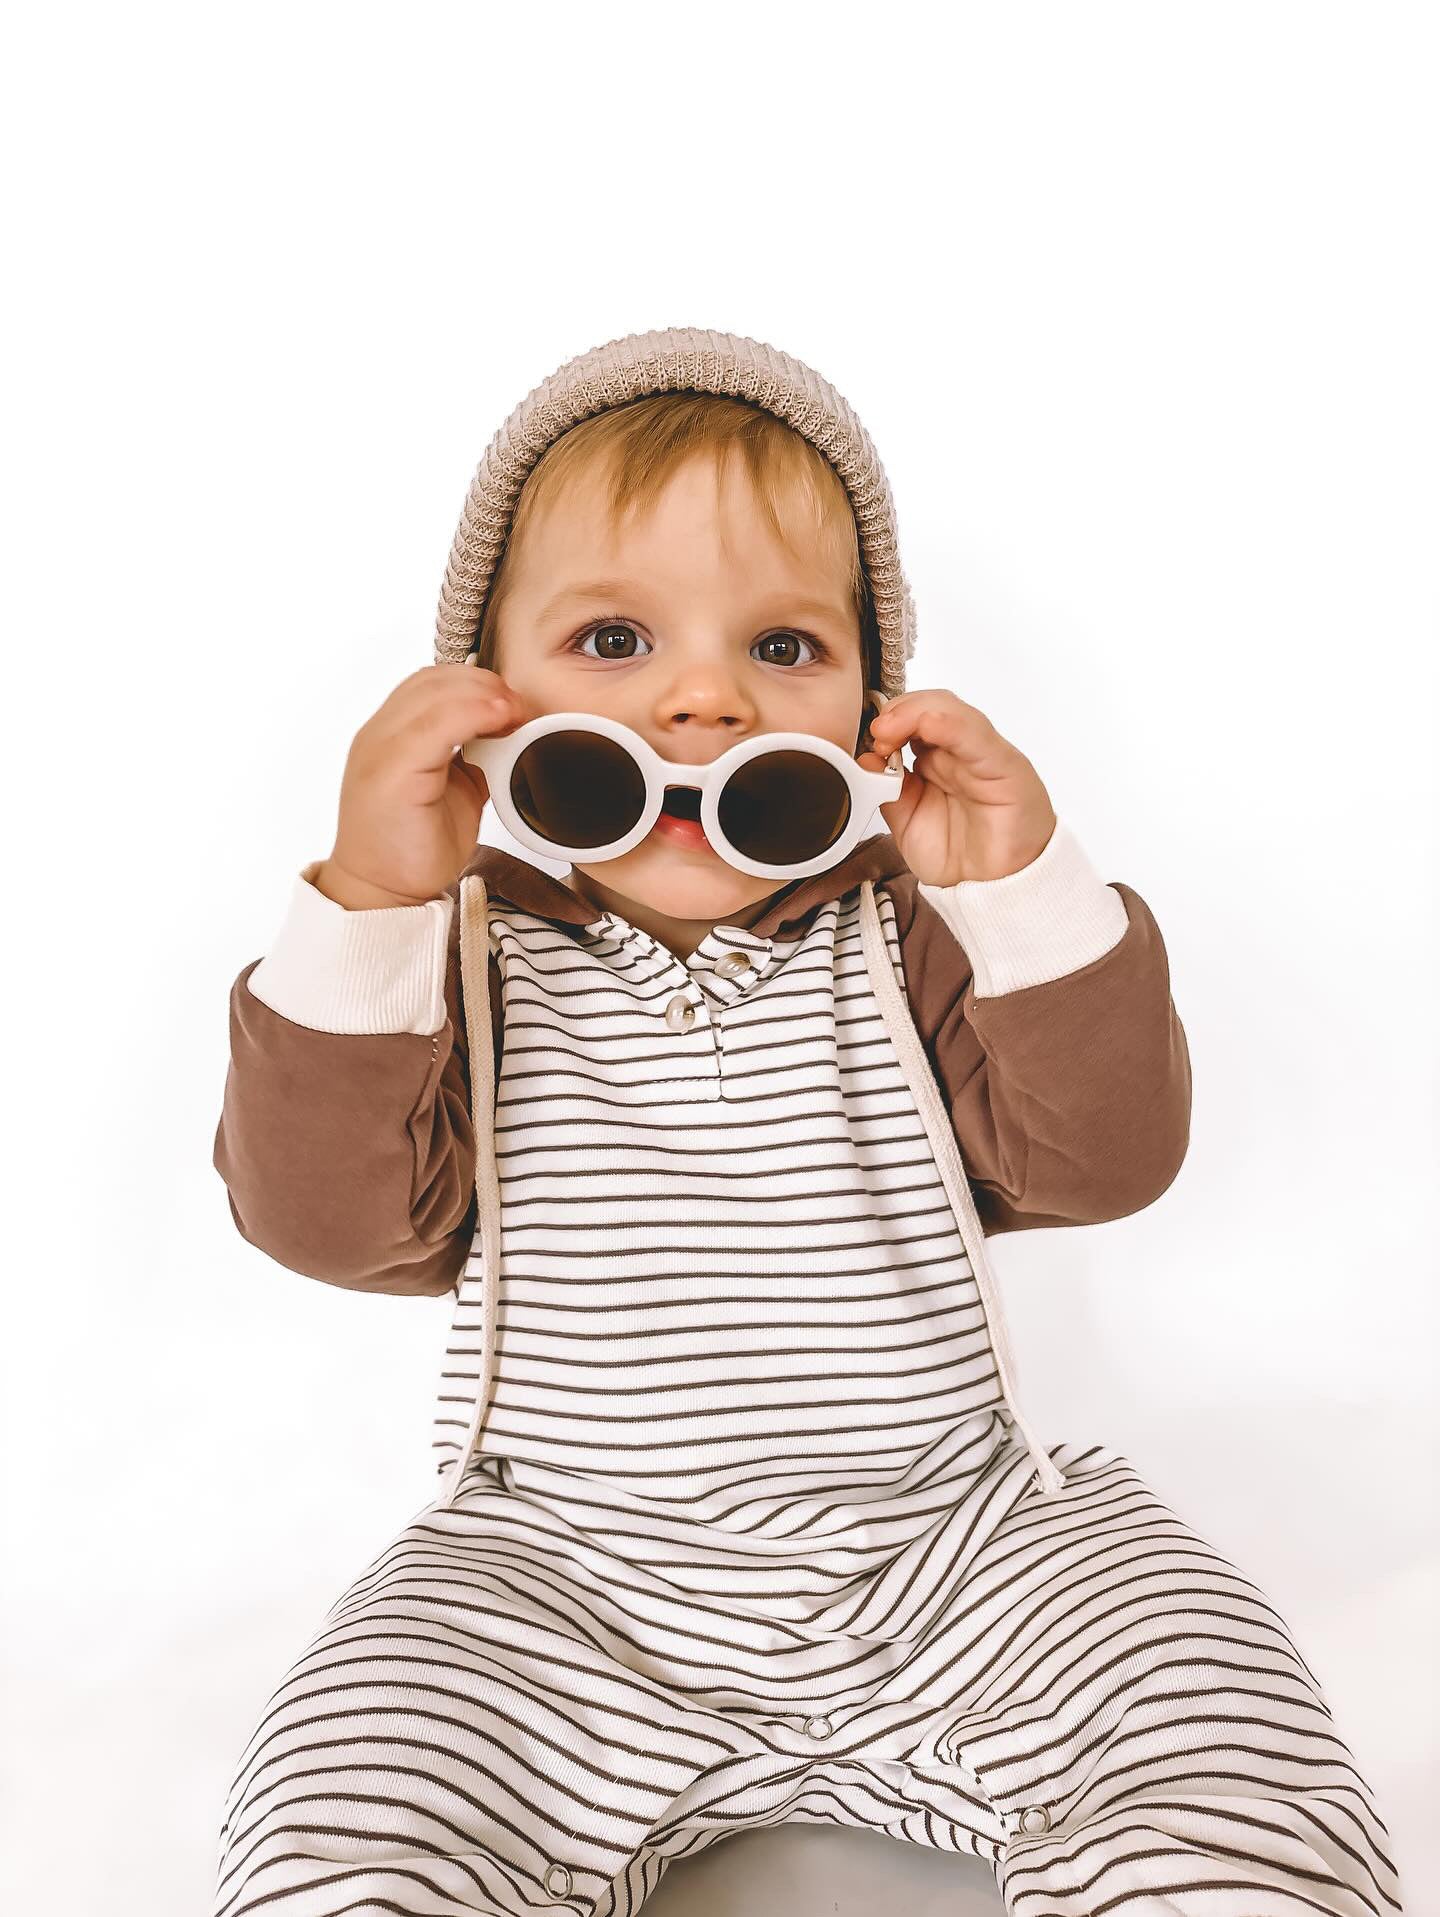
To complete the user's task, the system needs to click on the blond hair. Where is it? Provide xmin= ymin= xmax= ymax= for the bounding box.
xmin=472 ymin=393 xmax=879 ymax=690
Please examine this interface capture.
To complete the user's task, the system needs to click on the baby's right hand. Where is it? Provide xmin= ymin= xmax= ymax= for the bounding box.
xmin=313 ymin=664 xmax=529 ymax=910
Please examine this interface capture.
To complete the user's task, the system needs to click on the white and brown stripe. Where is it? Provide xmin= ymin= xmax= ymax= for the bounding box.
xmin=211 ymin=886 xmax=1403 ymax=1915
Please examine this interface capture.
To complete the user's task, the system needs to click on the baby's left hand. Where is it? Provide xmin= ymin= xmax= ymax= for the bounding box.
xmin=856 ymin=689 xmax=1058 ymax=886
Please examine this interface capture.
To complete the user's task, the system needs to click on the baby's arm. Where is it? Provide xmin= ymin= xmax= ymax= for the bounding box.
xmin=212 ymin=859 xmax=497 ymax=1295
xmin=888 ymin=818 xmax=1191 ymax=1234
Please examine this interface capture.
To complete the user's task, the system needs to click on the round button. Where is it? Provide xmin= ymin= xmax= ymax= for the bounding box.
xmin=664 ymin=993 xmax=697 ymax=1032
xmin=803 ymin=1713 xmax=833 ymax=1740
xmin=714 ymin=951 xmax=754 ymax=977
xmin=1018 ymin=1805 xmax=1052 ymax=1835
xmin=542 ymin=1860 xmax=573 ymax=1899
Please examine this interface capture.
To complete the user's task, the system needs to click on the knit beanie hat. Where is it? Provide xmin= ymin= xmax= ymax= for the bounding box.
xmin=431 ymin=326 xmax=917 ymax=702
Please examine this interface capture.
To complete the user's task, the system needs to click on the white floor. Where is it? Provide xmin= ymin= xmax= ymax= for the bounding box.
xmin=636 ymin=1824 xmax=1004 ymax=1915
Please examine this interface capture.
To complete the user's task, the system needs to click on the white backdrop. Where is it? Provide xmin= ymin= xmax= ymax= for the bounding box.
xmin=3 ymin=4 xmax=1435 ymax=1912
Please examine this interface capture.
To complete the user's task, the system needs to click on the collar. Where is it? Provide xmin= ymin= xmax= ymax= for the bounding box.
xmin=459 ymin=830 xmax=911 ymax=941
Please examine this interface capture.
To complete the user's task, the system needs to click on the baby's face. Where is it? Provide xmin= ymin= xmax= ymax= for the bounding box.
xmin=493 ymin=455 xmax=867 ymax=924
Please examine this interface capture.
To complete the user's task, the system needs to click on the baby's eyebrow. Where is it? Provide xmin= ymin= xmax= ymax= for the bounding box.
xmin=538 ymin=578 xmax=851 ymax=624
xmin=538 ymin=579 xmax=651 ymax=618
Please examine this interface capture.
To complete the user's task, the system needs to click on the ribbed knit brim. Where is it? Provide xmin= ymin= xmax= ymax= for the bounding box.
xmin=432 ymin=327 xmax=916 ymax=701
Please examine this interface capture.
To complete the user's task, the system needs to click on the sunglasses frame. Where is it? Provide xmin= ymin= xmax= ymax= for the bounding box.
xmin=462 ymin=703 xmax=907 ymax=880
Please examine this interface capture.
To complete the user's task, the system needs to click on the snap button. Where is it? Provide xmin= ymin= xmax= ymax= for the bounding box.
xmin=1018 ymin=1805 xmax=1052 ymax=1835
xmin=542 ymin=1860 xmax=573 ymax=1899
xmin=803 ymin=1713 xmax=833 ymax=1740
xmin=714 ymin=951 xmax=754 ymax=977
xmin=663 ymin=992 xmax=697 ymax=1032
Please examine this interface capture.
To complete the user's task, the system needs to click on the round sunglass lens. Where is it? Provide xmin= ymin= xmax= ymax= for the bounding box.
xmin=512 ymin=731 xmax=647 ymax=850
xmin=717 ymin=751 xmax=852 ymax=866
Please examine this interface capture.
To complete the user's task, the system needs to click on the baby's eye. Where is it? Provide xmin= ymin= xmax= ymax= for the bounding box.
xmin=754 ymin=632 xmax=820 ymax=667
xmin=572 ymin=619 xmax=822 ymax=665
xmin=575 ymin=620 xmax=652 ymax=661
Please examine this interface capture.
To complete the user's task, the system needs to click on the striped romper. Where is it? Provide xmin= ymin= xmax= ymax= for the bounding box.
xmin=211 ymin=837 xmax=1404 ymax=1917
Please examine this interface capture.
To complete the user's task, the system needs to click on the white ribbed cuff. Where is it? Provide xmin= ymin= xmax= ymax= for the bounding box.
xmin=916 ymin=819 xmax=1128 ymax=999
xmin=244 ymin=861 xmax=455 ymax=1035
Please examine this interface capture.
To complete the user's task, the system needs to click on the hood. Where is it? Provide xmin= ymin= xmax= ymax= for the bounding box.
xmin=458 ymin=827 xmax=914 ymax=941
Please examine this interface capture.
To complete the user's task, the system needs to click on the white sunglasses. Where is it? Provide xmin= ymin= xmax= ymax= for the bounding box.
xmin=462 ymin=687 xmax=905 ymax=880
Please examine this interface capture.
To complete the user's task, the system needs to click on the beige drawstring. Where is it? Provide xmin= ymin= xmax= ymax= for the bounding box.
xmin=856 ymin=879 xmax=1067 ymax=1498
xmin=436 ymin=872 xmax=1065 ymax=1507
xmin=438 ymin=874 xmax=503 ymax=1511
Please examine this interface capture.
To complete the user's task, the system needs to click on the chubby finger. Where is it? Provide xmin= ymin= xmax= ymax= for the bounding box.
xmin=870 ymin=695 xmax=1016 ymax=776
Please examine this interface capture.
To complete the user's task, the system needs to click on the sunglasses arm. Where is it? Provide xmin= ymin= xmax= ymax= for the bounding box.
xmin=864 ymin=688 xmax=906 ymax=776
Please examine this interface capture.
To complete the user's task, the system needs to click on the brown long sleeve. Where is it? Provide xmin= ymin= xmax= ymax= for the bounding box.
xmin=885 ymin=872 xmax=1192 ymax=1235
xmin=212 ymin=870 xmax=493 ymax=1297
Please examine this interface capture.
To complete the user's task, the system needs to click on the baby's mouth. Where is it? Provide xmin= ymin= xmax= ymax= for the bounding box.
xmin=652 ymin=785 xmax=714 ymax=852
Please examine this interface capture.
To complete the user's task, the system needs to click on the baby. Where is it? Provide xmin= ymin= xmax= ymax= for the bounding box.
xmin=210 ymin=329 xmax=1402 ymax=1917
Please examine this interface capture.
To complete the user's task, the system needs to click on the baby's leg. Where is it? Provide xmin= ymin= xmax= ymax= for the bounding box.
xmin=209 ymin=1488 xmax=724 ymax=1917
xmin=900 ymin=1440 xmax=1403 ymax=1915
